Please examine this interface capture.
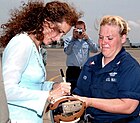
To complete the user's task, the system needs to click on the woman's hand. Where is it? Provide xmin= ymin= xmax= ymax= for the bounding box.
xmin=48 ymin=82 xmax=71 ymax=103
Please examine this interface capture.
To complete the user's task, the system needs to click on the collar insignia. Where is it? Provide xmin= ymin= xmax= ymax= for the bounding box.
xmin=117 ymin=61 xmax=121 ymax=65
xmin=90 ymin=61 xmax=95 ymax=65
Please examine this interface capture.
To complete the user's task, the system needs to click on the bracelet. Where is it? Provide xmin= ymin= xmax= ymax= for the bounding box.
xmin=48 ymin=91 xmax=55 ymax=103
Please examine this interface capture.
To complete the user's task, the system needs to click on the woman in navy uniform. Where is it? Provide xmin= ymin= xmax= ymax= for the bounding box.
xmin=73 ymin=15 xmax=140 ymax=123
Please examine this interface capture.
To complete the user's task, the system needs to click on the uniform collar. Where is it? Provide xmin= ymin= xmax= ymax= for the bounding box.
xmin=87 ymin=47 xmax=126 ymax=74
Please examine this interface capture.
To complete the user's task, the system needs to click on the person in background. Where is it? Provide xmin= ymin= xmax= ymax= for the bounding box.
xmin=73 ymin=15 xmax=140 ymax=123
xmin=64 ymin=20 xmax=99 ymax=92
xmin=40 ymin=42 xmax=48 ymax=66
xmin=0 ymin=56 xmax=11 ymax=123
xmin=0 ymin=0 xmax=82 ymax=122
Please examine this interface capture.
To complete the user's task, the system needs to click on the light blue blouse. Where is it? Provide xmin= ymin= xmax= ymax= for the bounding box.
xmin=2 ymin=33 xmax=54 ymax=122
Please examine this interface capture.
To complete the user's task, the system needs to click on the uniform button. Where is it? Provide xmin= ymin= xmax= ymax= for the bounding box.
xmin=83 ymin=75 xmax=87 ymax=80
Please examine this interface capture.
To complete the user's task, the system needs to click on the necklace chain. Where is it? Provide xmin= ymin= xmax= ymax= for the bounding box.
xmin=32 ymin=43 xmax=46 ymax=77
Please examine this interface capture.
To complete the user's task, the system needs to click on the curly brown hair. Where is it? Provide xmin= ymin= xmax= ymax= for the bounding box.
xmin=0 ymin=0 xmax=82 ymax=47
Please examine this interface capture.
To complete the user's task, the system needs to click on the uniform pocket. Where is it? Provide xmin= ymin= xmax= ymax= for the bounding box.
xmin=102 ymin=81 xmax=118 ymax=98
xmin=90 ymin=80 xmax=118 ymax=98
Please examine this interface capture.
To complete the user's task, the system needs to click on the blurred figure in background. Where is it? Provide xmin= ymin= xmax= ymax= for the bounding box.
xmin=64 ymin=20 xmax=99 ymax=92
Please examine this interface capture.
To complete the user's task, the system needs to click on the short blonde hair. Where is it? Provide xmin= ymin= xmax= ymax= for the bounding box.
xmin=100 ymin=15 xmax=130 ymax=36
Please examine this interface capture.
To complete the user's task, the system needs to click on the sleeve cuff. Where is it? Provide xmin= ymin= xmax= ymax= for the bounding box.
xmin=118 ymin=90 xmax=140 ymax=100
xmin=42 ymin=81 xmax=54 ymax=91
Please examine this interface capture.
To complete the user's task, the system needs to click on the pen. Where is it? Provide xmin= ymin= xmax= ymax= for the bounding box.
xmin=60 ymin=69 xmax=66 ymax=83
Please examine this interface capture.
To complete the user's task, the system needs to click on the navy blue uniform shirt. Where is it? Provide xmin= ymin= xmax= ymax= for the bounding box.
xmin=73 ymin=48 xmax=140 ymax=122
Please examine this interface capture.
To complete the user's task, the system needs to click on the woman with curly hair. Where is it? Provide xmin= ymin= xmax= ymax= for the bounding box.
xmin=1 ymin=0 xmax=82 ymax=122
